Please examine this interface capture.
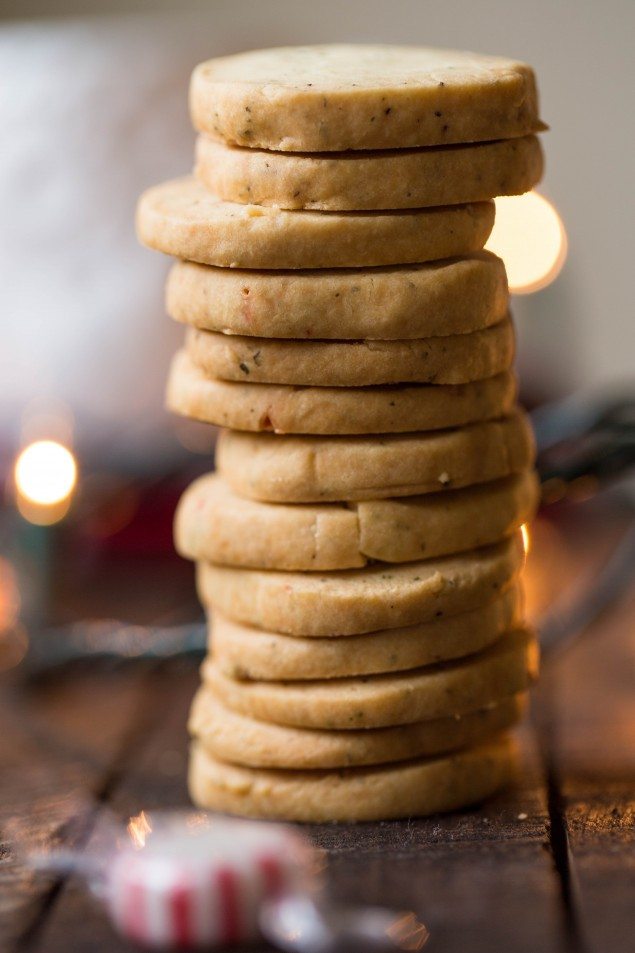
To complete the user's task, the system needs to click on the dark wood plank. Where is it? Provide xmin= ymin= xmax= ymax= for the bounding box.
xmin=20 ymin=662 xmax=200 ymax=953
xmin=544 ymin=588 xmax=635 ymax=953
xmin=529 ymin=500 xmax=635 ymax=953
xmin=0 ymin=665 xmax=166 ymax=950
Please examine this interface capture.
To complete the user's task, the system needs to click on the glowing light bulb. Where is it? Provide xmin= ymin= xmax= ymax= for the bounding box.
xmin=486 ymin=191 xmax=567 ymax=294
xmin=521 ymin=523 xmax=531 ymax=555
xmin=14 ymin=440 xmax=78 ymax=525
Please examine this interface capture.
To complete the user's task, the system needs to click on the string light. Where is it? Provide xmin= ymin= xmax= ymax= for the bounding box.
xmin=486 ymin=191 xmax=567 ymax=294
xmin=14 ymin=439 xmax=78 ymax=525
xmin=521 ymin=523 xmax=531 ymax=556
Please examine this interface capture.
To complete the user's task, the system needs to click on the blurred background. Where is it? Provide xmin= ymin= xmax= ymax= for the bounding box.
xmin=0 ymin=0 xmax=634 ymax=670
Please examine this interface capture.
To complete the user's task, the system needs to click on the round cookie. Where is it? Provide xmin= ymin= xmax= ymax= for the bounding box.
xmin=196 ymin=134 xmax=544 ymax=210
xmin=176 ymin=471 xmax=365 ymax=571
xmin=188 ymin=735 xmax=517 ymax=821
xmin=185 ymin=318 xmax=515 ymax=387
xmin=216 ymin=410 xmax=535 ymax=503
xmin=202 ymin=628 xmax=537 ymax=729
xmin=190 ymin=44 xmax=543 ymax=151
xmin=136 ymin=178 xmax=494 ymax=270
xmin=166 ymin=252 xmax=509 ymax=340
xmin=176 ymin=472 xmax=537 ymax=570
xmin=190 ymin=690 xmax=526 ymax=769
xmin=168 ymin=352 xmax=516 ymax=436
xmin=196 ymin=534 xmax=525 ymax=637
xmin=209 ymin=587 xmax=523 ymax=680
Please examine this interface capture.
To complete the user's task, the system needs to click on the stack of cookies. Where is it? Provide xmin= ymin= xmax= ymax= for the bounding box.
xmin=137 ymin=45 xmax=545 ymax=823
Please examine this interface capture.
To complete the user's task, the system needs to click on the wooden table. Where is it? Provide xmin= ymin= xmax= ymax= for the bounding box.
xmin=1 ymin=498 xmax=633 ymax=952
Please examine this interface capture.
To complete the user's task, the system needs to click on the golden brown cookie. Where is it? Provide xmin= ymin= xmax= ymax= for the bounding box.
xmin=137 ymin=178 xmax=494 ymax=270
xmin=168 ymin=351 xmax=516 ymax=436
xmin=166 ymin=252 xmax=509 ymax=340
xmin=184 ymin=318 xmax=515 ymax=387
xmin=190 ymin=689 xmax=526 ymax=768
xmin=190 ymin=44 xmax=543 ymax=151
xmin=208 ymin=586 xmax=523 ymax=680
xmin=195 ymin=134 xmax=543 ymax=210
xmin=188 ymin=735 xmax=517 ymax=821
xmin=202 ymin=628 xmax=537 ymax=729
xmin=216 ymin=410 xmax=535 ymax=503
xmin=196 ymin=534 xmax=525 ymax=637
xmin=175 ymin=472 xmax=537 ymax=570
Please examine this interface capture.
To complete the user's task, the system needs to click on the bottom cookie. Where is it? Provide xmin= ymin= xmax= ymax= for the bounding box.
xmin=188 ymin=735 xmax=516 ymax=822
xmin=189 ymin=690 xmax=525 ymax=769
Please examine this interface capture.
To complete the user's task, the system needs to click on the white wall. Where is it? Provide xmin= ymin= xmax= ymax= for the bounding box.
xmin=1 ymin=0 xmax=633 ymax=456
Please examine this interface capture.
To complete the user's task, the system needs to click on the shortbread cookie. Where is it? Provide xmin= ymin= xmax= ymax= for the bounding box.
xmin=188 ymin=735 xmax=516 ymax=821
xmin=197 ymin=534 xmax=524 ymax=636
xmin=217 ymin=410 xmax=535 ymax=503
xmin=202 ymin=628 xmax=537 ymax=729
xmin=190 ymin=690 xmax=525 ymax=769
xmin=176 ymin=472 xmax=537 ymax=570
xmin=168 ymin=352 xmax=516 ymax=436
xmin=209 ymin=587 xmax=523 ymax=680
xmin=167 ymin=252 xmax=509 ymax=340
xmin=185 ymin=318 xmax=514 ymax=387
xmin=137 ymin=178 xmax=494 ymax=269
xmin=196 ymin=134 xmax=544 ymax=210
xmin=190 ymin=45 xmax=542 ymax=151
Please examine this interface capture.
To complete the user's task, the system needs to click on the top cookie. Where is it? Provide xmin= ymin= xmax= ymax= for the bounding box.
xmin=190 ymin=45 xmax=543 ymax=152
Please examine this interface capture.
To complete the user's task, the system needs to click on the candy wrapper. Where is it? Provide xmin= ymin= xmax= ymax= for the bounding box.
xmin=29 ymin=808 xmax=428 ymax=951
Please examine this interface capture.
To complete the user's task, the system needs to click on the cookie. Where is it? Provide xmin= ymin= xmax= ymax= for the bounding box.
xmin=190 ymin=690 xmax=525 ymax=769
xmin=208 ymin=586 xmax=523 ymax=680
xmin=202 ymin=628 xmax=537 ymax=729
xmin=176 ymin=472 xmax=537 ymax=570
xmin=195 ymin=134 xmax=544 ymax=210
xmin=196 ymin=534 xmax=524 ymax=637
xmin=166 ymin=252 xmax=509 ymax=340
xmin=136 ymin=178 xmax=494 ymax=270
xmin=168 ymin=351 xmax=516 ymax=436
xmin=216 ymin=410 xmax=535 ymax=503
xmin=190 ymin=45 xmax=543 ymax=151
xmin=185 ymin=318 xmax=514 ymax=387
xmin=188 ymin=735 xmax=516 ymax=821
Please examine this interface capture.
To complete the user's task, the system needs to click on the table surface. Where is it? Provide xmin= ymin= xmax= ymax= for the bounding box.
xmin=1 ymin=499 xmax=634 ymax=953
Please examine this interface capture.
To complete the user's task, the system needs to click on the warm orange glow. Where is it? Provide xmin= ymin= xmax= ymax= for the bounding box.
xmin=127 ymin=811 xmax=152 ymax=849
xmin=385 ymin=912 xmax=430 ymax=951
xmin=486 ymin=191 xmax=567 ymax=294
xmin=14 ymin=440 xmax=78 ymax=525
xmin=521 ymin=523 xmax=531 ymax=556
xmin=0 ymin=560 xmax=26 ymax=674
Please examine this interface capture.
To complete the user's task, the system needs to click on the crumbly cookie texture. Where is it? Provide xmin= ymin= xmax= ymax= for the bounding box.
xmin=188 ymin=735 xmax=517 ymax=821
xmin=184 ymin=317 xmax=515 ymax=387
xmin=175 ymin=472 xmax=537 ymax=570
xmin=196 ymin=534 xmax=525 ymax=637
xmin=206 ymin=587 xmax=523 ymax=681
xmin=168 ymin=351 xmax=516 ymax=436
xmin=189 ymin=44 xmax=543 ymax=151
xmin=216 ymin=409 xmax=535 ymax=503
xmin=189 ymin=690 xmax=525 ymax=769
xmin=136 ymin=177 xmax=494 ymax=270
xmin=166 ymin=252 xmax=509 ymax=340
xmin=195 ymin=134 xmax=544 ymax=210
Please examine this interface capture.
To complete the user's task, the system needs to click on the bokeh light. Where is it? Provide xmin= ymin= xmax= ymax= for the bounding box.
xmin=521 ymin=523 xmax=531 ymax=555
xmin=14 ymin=439 xmax=78 ymax=525
xmin=486 ymin=191 xmax=568 ymax=294
xmin=127 ymin=811 xmax=152 ymax=849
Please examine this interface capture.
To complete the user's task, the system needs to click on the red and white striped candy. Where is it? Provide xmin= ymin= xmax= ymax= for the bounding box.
xmin=105 ymin=813 xmax=315 ymax=949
